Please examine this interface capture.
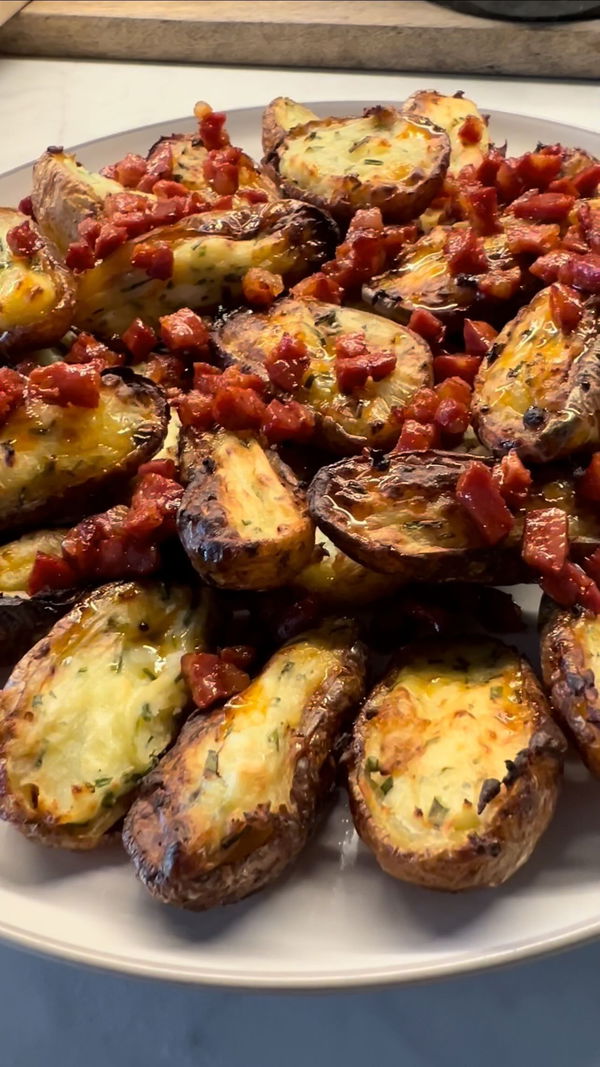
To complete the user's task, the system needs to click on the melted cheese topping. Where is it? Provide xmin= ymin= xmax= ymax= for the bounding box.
xmin=0 ymin=381 xmax=158 ymax=518
xmin=59 ymin=153 xmax=125 ymax=200
xmin=172 ymin=623 xmax=351 ymax=851
xmin=280 ymin=113 xmax=441 ymax=193
xmin=0 ymin=528 xmax=68 ymax=592
xmin=0 ymin=213 xmax=60 ymax=328
xmin=360 ymin=641 xmax=532 ymax=849
xmin=76 ymin=228 xmax=299 ymax=336
xmin=214 ymin=433 xmax=303 ymax=541
xmin=6 ymin=583 xmax=208 ymax=827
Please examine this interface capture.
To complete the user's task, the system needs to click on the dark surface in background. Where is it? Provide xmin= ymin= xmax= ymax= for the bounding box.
xmin=439 ymin=0 xmax=600 ymax=19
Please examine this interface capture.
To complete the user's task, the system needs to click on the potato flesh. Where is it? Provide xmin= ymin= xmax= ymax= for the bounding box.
xmin=0 ymin=384 xmax=156 ymax=519
xmin=280 ymin=114 xmax=441 ymax=192
xmin=171 ymin=141 xmax=275 ymax=199
xmin=573 ymin=613 xmax=600 ymax=681
xmin=76 ymin=226 xmax=299 ymax=336
xmin=59 ymin=153 xmax=124 ymax=201
xmin=475 ymin=288 xmax=584 ymax=424
xmin=0 ymin=213 xmax=61 ymax=329
xmin=5 ymin=584 xmax=206 ymax=827
xmin=0 ymin=529 xmax=68 ymax=592
xmin=162 ymin=626 xmax=349 ymax=853
xmin=215 ymin=433 xmax=304 ymax=542
xmin=220 ymin=299 xmax=431 ymax=446
xmin=270 ymin=98 xmax=320 ymax=136
xmin=359 ymin=642 xmax=531 ymax=850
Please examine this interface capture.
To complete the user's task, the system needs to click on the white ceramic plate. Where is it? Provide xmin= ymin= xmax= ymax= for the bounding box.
xmin=0 ymin=104 xmax=599 ymax=990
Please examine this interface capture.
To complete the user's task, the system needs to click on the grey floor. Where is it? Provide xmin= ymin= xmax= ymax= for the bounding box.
xmin=2 ymin=938 xmax=600 ymax=1067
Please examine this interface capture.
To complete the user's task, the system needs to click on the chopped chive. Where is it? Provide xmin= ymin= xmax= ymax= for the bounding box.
xmin=365 ymin=756 xmax=380 ymax=773
xmin=140 ymin=702 xmax=152 ymax=721
xmin=204 ymin=749 xmax=219 ymax=775
xmin=31 ymin=696 xmax=43 ymax=708
xmin=267 ymin=729 xmax=280 ymax=752
xmin=363 ymin=158 xmax=383 ymax=165
xmin=143 ymin=667 xmax=157 ymax=681
xmin=380 ymin=776 xmax=393 ymax=795
xmin=94 ymin=776 xmax=112 ymax=789
xmin=428 ymin=796 xmax=449 ymax=827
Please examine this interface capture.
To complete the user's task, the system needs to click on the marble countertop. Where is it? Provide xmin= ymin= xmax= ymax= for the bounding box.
xmin=0 ymin=55 xmax=599 ymax=1067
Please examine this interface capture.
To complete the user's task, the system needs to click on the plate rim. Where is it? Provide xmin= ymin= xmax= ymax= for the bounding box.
xmin=1 ymin=103 xmax=600 ymax=989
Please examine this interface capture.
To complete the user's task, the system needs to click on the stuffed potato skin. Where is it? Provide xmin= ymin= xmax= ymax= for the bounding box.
xmin=472 ymin=288 xmax=600 ymax=462
xmin=540 ymin=602 xmax=600 ymax=778
xmin=292 ymin=528 xmax=404 ymax=606
xmin=0 ymin=208 xmax=75 ymax=358
xmin=214 ymin=298 xmax=433 ymax=454
xmin=178 ymin=429 xmax=315 ymax=590
xmin=362 ymin=224 xmax=522 ymax=330
xmin=75 ymin=200 xmax=337 ymax=337
xmin=262 ymin=100 xmax=450 ymax=224
xmin=308 ymin=451 xmax=600 ymax=583
xmin=149 ymin=133 xmax=280 ymax=202
xmin=0 ymin=368 xmax=167 ymax=535
xmin=0 ymin=528 xmax=76 ymax=665
xmin=348 ymin=637 xmax=565 ymax=891
xmin=403 ymin=90 xmax=490 ymax=175
xmin=0 ymin=581 xmax=210 ymax=849
xmin=31 ymin=149 xmax=129 ymax=256
xmin=123 ymin=618 xmax=366 ymax=909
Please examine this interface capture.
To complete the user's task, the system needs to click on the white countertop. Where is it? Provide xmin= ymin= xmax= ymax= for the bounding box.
xmin=1 ymin=55 xmax=599 ymax=1067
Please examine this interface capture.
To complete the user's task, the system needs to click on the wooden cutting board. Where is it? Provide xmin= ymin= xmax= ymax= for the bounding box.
xmin=0 ymin=0 xmax=598 ymax=79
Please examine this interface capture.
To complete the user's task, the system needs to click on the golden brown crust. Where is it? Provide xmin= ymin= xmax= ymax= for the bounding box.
xmin=178 ymin=429 xmax=315 ymax=590
xmin=123 ymin=619 xmax=366 ymax=909
xmin=347 ymin=638 xmax=565 ymax=891
xmin=31 ymin=150 xmax=124 ymax=257
xmin=262 ymin=104 xmax=450 ymax=225
xmin=540 ymin=601 xmax=600 ymax=778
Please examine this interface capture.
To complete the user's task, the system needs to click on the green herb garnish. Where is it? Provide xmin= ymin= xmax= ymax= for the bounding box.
xmin=94 ymin=776 xmax=112 ymax=789
xmin=143 ymin=668 xmax=157 ymax=681
xmin=380 ymin=776 xmax=394 ymax=795
xmin=365 ymin=756 xmax=380 ymax=773
xmin=140 ymin=702 xmax=152 ymax=721
xmin=204 ymin=749 xmax=219 ymax=775
xmin=428 ymin=796 xmax=449 ymax=827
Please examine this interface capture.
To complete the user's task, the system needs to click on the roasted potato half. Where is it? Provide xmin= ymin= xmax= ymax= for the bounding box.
xmin=292 ymin=527 xmax=404 ymax=606
xmin=262 ymin=99 xmax=450 ymax=224
xmin=0 ymin=580 xmax=209 ymax=849
xmin=31 ymin=149 xmax=132 ymax=256
xmin=472 ymin=288 xmax=600 ymax=462
xmin=540 ymin=601 xmax=600 ymax=778
xmin=403 ymin=90 xmax=490 ymax=175
xmin=348 ymin=637 xmax=565 ymax=890
xmin=0 ymin=368 xmax=167 ymax=535
xmin=178 ymin=429 xmax=315 ymax=590
xmin=214 ymin=297 xmax=432 ymax=454
xmin=362 ymin=224 xmax=522 ymax=330
xmin=123 ymin=618 xmax=366 ymax=909
xmin=75 ymin=200 xmax=337 ymax=338
xmin=149 ymin=133 xmax=279 ymax=202
xmin=0 ymin=208 xmax=75 ymax=359
xmin=0 ymin=528 xmax=78 ymax=665
xmin=308 ymin=450 xmax=600 ymax=584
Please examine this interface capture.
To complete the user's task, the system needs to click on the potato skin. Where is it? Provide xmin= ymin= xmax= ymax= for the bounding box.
xmin=348 ymin=639 xmax=565 ymax=891
xmin=0 ymin=208 xmax=75 ymax=359
xmin=75 ymin=199 xmax=338 ymax=337
xmin=472 ymin=289 xmax=600 ymax=462
xmin=0 ymin=368 xmax=167 ymax=536
xmin=213 ymin=297 xmax=433 ymax=455
xmin=308 ymin=450 xmax=600 ymax=584
xmin=263 ymin=104 xmax=450 ymax=225
xmin=540 ymin=602 xmax=600 ymax=778
xmin=123 ymin=620 xmax=366 ymax=909
xmin=178 ymin=429 xmax=315 ymax=590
